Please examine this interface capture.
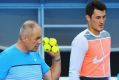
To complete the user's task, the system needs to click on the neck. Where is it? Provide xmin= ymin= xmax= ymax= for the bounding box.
xmin=16 ymin=39 xmax=29 ymax=53
xmin=88 ymin=28 xmax=100 ymax=36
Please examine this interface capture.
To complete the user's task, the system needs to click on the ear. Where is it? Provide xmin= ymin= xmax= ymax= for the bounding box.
xmin=22 ymin=36 xmax=29 ymax=42
xmin=85 ymin=15 xmax=90 ymax=22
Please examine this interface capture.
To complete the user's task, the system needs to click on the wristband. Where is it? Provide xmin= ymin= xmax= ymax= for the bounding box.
xmin=53 ymin=58 xmax=61 ymax=62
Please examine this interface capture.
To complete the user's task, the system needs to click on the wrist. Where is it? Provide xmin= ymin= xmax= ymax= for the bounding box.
xmin=53 ymin=57 xmax=61 ymax=62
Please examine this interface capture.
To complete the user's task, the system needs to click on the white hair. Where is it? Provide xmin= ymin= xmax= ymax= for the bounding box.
xmin=19 ymin=20 xmax=39 ymax=40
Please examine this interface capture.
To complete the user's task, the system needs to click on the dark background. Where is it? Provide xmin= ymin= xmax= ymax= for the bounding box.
xmin=45 ymin=51 xmax=119 ymax=77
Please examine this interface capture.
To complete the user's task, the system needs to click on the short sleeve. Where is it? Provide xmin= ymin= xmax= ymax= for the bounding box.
xmin=0 ymin=51 xmax=11 ymax=79
xmin=36 ymin=52 xmax=50 ymax=75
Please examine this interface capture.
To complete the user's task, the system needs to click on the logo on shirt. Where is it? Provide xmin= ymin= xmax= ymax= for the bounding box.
xmin=93 ymin=53 xmax=109 ymax=64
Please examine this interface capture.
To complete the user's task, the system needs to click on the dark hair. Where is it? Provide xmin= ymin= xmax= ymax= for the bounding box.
xmin=86 ymin=0 xmax=107 ymax=17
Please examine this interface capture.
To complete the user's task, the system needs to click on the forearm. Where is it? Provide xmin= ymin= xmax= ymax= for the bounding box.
xmin=51 ymin=56 xmax=61 ymax=80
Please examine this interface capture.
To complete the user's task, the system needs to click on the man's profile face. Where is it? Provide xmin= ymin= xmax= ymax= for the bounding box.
xmin=26 ymin=25 xmax=42 ymax=52
xmin=87 ymin=9 xmax=106 ymax=35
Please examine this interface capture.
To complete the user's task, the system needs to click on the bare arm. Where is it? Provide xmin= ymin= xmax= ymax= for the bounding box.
xmin=43 ymin=52 xmax=61 ymax=80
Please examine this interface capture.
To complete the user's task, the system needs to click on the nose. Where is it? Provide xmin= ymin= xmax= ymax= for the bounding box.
xmin=100 ymin=18 xmax=103 ymax=24
xmin=38 ymin=39 xmax=41 ymax=44
xmin=100 ymin=17 xmax=105 ymax=24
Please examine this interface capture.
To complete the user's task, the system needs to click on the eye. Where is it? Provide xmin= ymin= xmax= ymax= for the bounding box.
xmin=36 ymin=36 xmax=41 ymax=41
xmin=103 ymin=15 xmax=106 ymax=19
xmin=96 ymin=16 xmax=101 ymax=19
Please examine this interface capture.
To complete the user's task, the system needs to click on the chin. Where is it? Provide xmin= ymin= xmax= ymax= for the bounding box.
xmin=100 ymin=29 xmax=104 ymax=31
xmin=98 ymin=28 xmax=104 ymax=32
xmin=30 ymin=50 xmax=36 ymax=52
xmin=31 ymin=49 xmax=38 ymax=52
xmin=35 ymin=48 xmax=38 ymax=50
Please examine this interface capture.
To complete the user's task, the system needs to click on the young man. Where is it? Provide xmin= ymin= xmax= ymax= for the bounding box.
xmin=0 ymin=20 xmax=61 ymax=80
xmin=69 ymin=0 xmax=111 ymax=80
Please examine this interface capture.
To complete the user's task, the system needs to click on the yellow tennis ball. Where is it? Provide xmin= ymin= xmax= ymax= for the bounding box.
xmin=42 ymin=37 xmax=49 ymax=45
xmin=49 ymin=38 xmax=57 ymax=46
xmin=51 ymin=46 xmax=59 ymax=53
xmin=43 ymin=44 xmax=51 ymax=52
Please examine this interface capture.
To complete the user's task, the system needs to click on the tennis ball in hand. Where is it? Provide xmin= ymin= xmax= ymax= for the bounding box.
xmin=51 ymin=46 xmax=60 ymax=53
xmin=42 ymin=37 xmax=49 ymax=44
xmin=49 ymin=38 xmax=57 ymax=46
xmin=43 ymin=44 xmax=51 ymax=52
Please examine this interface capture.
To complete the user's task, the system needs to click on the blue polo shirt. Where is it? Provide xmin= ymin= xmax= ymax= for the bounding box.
xmin=0 ymin=44 xmax=50 ymax=80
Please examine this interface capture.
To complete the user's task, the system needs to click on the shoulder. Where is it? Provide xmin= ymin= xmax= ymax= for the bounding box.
xmin=0 ymin=44 xmax=16 ymax=58
xmin=101 ymin=30 xmax=111 ymax=37
xmin=72 ymin=29 xmax=88 ymax=44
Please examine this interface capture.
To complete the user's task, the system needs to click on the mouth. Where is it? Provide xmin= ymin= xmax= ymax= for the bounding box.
xmin=99 ymin=25 xmax=104 ymax=28
xmin=35 ymin=43 xmax=40 ymax=47
xmin=35 ymin=46 xmax=39 ymax=48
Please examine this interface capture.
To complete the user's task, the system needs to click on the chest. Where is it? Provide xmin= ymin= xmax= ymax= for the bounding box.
xmin=86 ymin=38 xmax=111 ymax=57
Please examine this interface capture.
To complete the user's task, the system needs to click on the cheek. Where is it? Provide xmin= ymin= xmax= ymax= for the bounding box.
xmin=32 ymin=41 xmax=38 ymax=46
xmin=92 ymin=19 xmax=98 ymax=23
xmin=92 ymin=19 xmax=99 ymax=25
xmin=32 ymin=42 xmax=36 ymax=46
